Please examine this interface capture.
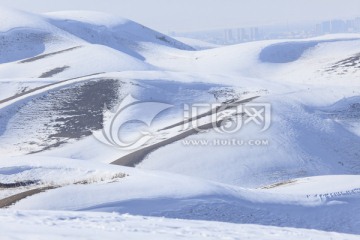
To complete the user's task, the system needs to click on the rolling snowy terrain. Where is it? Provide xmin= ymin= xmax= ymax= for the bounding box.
xmin=0 ymin=6 xmax=360 ymax=239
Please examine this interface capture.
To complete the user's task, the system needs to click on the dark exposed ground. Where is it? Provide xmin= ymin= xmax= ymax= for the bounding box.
xmin=160 ymin=96 xmax=258 ymax=131
xmin=0 ymin=77 xmax=124 ymax=154
xmin=39 ymin=66 xmax=70 ymax=78
xmin=0 ymin=72 xmax=104 ymax=105
xmin=0 ymin=181 xmax=40 ymax=189
xmin=0 ymin=187 xmax=56 ymax=208
xmin=19 ymin=46 xmax=81 ymax=63
xmin=48 ymin=79 xmax=121 ymax=138
xmin=111 ymin=96 xmax=258 ymax=167
xmin=111 ymin=123 xmax=219 ymax=167
xmin=325 ymin=53 xmax=360 ymax=74
xmin=0 ymin=173 xmax=127 ymax=208
xmin=320 ymin=98 xmax=360 ymax=120
xmin=28 ymin=78 xmax=124 ymax=153
xmin=0 ymin=30 xmax=47 ymax=64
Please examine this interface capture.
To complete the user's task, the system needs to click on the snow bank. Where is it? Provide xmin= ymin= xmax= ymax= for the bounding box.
xmin=1 ymin=210 xmax=358 ymax=240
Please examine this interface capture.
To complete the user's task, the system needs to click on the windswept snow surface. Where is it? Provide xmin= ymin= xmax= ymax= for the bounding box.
xmin=45 ymin=11 xmax=194 ymax=56
xmin=1 ymin=211 xmax=359 ymax=240
xmin=1 ymin=7 xmax=360 ymax=239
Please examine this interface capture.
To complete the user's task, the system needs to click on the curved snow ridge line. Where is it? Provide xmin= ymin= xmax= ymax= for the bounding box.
xmin=160 ymin=96 xmax=259 ymax=131
xmin=0 ymin=186 xmax=57 ymax=208
xmin=111 ymin=96 xmax=259 ymax=167
xmin=0 ymin=72 xmax=105 ymax=108
xmin=75 ymin=191 xmax=326 ymax=213
xmin=44 ymin=11 xmax=195 ymax=51
xmin=0 ymin=28 xmax=49 ymax=64
xmin=306 ymin=188 xmax=360 ymax=200
xmin=0 ymin=26 xmax=50 ymax=35
xmin=19 ymin=46 xmax=82 ymax=63
xmin=0 ymin=172 xmax=128 ymax=208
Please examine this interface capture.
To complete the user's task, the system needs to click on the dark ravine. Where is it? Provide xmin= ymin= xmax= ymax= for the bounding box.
xmin=111 ymin=96 xmax=258 ymax=167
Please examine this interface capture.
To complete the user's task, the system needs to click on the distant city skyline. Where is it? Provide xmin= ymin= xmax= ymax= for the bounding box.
xmin=172 ymin=17 xmax=360 ymax=45
xmin=0 ymin=0 xmax=359 ymax=33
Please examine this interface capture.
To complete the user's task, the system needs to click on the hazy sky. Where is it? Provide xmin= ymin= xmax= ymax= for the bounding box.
xmin=0 ymin=0 xmax=359 ymax=33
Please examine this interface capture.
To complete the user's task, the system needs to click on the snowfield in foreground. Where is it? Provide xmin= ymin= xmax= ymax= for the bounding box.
xmin=0 ymin=6 xmax=360 ymax=239
xmin=0 ymin=211 xmax=359 ymax=240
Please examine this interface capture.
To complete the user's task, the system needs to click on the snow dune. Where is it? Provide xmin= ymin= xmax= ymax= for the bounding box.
xmin=2 ymin=156 xmax=359 ymax=234
xmin=1 ymin=6 xmax=360 ymax=239
xmin=0 ymin=7 xmax=192 ymax=77
xmin=1 ymin=210 xmax=358 ymax=240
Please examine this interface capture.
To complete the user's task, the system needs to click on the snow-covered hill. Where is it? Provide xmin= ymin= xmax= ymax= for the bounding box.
xmin=0 ymin=7 xmax=193 ymax=79
xmin=1 ymin=6 xmax=360 ymax=239
xmin=2 ymin=210 xmax=358 ymax=240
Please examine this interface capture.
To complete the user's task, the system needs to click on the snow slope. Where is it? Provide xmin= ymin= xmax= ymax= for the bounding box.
xmin=0 ymin=7 xmax=193 ymax=79
xmin=0 ymin=7 xmax=90 ymax=64
xmin=1 ymin=6 xmax=360 ymax=239
xmin=174 ymin=36 xmax=221 ymax=50
xmin=2 ymin=211 xmax=358 ymax=240
xmin=0 ymin=44 xmax=153 ymax=79
xmin=45 ymin=11 xmax=194 ymax=57
xmin=0 ymin=155 xmax=359 ymax=234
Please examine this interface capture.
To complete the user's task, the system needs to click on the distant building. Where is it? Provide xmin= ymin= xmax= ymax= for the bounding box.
xmin=224 ymin=29 xmax=234 ymax=43
xmin=331 ymin=20 xmax=346 ymax=33
xmin=346 ymin=20 xmax=354 ymax=31
xmin=322 ymin=21 xmax=331 ymax=33
xmin=250 ymin=27 xmax=260 ymax=40
xmin=236 ymin=28 xmax=245 ymax=41
xmin=316 ymin=24 xmax=323 ymax=35
xmin=241 ymin=28 xmax=248 ymax=41
xmin=355 ymin=18 xmax=360 ymax=32
xmin=170 ymin=16 xmax=360 ymax=46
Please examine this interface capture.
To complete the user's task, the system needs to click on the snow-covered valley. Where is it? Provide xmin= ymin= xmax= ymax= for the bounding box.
xmin=0 ymin=6 xmax=360 ymax=239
